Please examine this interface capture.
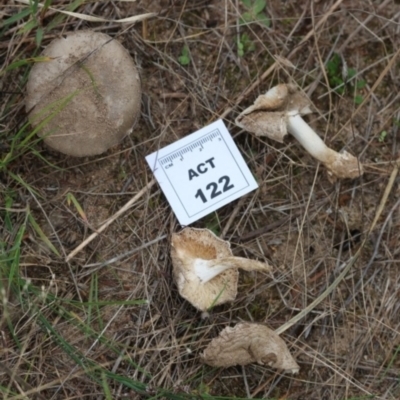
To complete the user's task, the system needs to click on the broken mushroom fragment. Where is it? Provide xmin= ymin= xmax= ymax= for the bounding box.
xmin=26 ymin=30 xmax=141 ymax=157
xmin=202 ymin=323 xmax=299 ymax=373
xmin=235 ymin=84 xmax=363 ymax=179
xmin=171 ymin=228 xmax=271 ymax=312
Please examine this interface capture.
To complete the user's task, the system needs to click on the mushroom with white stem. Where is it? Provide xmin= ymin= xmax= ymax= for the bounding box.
xmin=235 ymin=83 xmax=363 ymax=179
xmin=201 ymin=322 xmax=300 ymax=374
xmin=26 ymin=30 xmax=141 ymax=157
xmin=171 ymin=228 xmax=271 ymax=312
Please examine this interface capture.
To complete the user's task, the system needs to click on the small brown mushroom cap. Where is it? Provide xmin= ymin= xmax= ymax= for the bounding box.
xmin=26 ymin=30 xmax=141 ymax=157
xmin=235 ymin=83 xmax=363 ymax=179
xmin=202 ymin=323 xmax=299 ymax=373
xmin=171 ymin=228 xmax=270 ymax=312
xmin=235 ymin=84 xmax=312 ymax=143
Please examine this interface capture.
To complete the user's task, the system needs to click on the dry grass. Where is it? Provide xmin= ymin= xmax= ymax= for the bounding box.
xmin=1 ymin=0 xmax=400 ymax=399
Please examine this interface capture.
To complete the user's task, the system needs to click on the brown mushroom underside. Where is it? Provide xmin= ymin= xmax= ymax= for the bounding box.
xmin=171 ymin=228 xmax=239 ymax=312
xmin=235 ymin=84 xmax=313 ymax=143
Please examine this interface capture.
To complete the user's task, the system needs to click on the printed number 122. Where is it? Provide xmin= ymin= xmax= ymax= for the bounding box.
xmin=195 ymin=175 xmax=234 ymax=203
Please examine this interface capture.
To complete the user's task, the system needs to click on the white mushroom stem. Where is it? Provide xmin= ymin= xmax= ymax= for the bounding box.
xmin=286 ymin=112 xmax=363 ymax=178
xmin=194 ymin=257 xmax=270 ymax=284
xmin=287 ymin=113 xmax=331 ymax=162
xmin=194 ymin=259 xmax=230 ymax=283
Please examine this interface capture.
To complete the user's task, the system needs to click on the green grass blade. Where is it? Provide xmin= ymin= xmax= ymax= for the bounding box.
xmin=35 ymin=26 xmax=44 ymax=47
xmin=0 ymin=8 xmax=31 ymax=28
xmin=101 ymin=371 xmax=113 ymax=400
xmin=7 ymin=172 xmax=41 ymax=198
xmin=27 ymin=212 xmax=61 ymax=257
xmin=66 ymin=193 xmax=88 ymax=222
xmin=0 ymin=56 xmax=53 ymax=74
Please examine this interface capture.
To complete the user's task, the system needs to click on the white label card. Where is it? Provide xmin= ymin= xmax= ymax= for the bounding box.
xmin=146 ymin=119 xmax=258 ymax=226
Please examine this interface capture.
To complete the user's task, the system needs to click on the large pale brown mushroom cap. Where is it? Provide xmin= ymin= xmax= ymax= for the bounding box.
xmin=202 ymin=323 xmax=299 ymax=373
xmin=26 ymin=30 xmax=141 ymax=157
xmin=171 ymin=228 xmax=270 ymax=312
xmin=171 ymin=228 xmax=238 ymax=312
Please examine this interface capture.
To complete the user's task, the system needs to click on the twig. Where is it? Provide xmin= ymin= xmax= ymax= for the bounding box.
xmin=238 ymin=216 xmax=291 ymax=242
xmin=218 ymin=0 xmax=345 ymax=120
xmin=337 ymin=0 xmax=392 ymax=53
xmin=65 ymin=179 xmax=155 ymax=261
xmin=0 ymin=361 xmax=48 ymax=400
xmin=275 ymin=159 xmax=400 ymax=335
xmin=337 ymin=196 xmax=400 ymax=321
xmin=337 ymin=47 xmax=400 ymax=137
xmin=241 ymin=366 xmax=251 ymax=398
xmin=220 ymin=196 xmax=246 ymax=239
xmin=368 ymin=159 xmax=400 ymax=233
xmin=236 ymin=198 xmax=329 ymax=242
xmin=80 ymin=234 xmax=167 ymax=275
xmin=335 ymin=160 xmax=400 ymax=318
xmin=275 ymin=251 xmax=360 ymax=335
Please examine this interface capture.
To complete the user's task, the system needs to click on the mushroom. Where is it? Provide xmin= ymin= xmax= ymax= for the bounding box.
xmin=235 ymin=84 xmax=363 ymax=179
xmin=201 ymin=322 xmax=299 ymax=373
xmin=171 ymin=228 xmax=271 ymax=312
xmin=26 ymin=30 xmax=141 ymax=157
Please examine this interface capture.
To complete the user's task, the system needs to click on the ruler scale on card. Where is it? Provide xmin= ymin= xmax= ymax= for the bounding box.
xmin=146 ymin=120 xmax=258 ymax=226
xmin=159 ymin=130 xmax=220 ymax=168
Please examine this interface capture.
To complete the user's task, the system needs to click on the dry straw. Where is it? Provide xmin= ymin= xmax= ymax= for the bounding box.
xmin=15 ymin=0 xmax=156 ymax=23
